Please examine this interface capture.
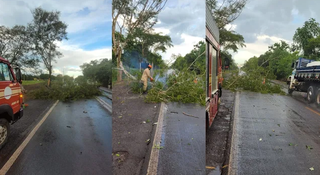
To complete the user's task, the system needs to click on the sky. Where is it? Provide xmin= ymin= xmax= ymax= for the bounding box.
xmin=0 ymin=0 xmax=111 ymax=77
xmin=230 ymin=0 xmax=320 ymax=65
xmin=153 ymin=0 xmax=205 ymax=63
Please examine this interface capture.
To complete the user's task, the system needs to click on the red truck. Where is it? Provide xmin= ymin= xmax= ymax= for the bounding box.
xmin=206 ymin=5 xmax=223 ymax=129
xmin=0 ymin=56 xmax=23 ymax=149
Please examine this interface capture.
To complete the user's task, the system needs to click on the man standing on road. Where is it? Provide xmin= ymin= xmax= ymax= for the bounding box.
xmin=141 ymin=65 xmax=154 ymax=94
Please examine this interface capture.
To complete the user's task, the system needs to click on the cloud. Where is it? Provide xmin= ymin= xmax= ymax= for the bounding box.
xmin=159 ymin=34 xmax=203 ymax=62
xmin=153 ymin=0 xmax=204 ymax=61
xmin=232 ymin=35 xmax=290 ymax=64
xmin=230 ymin=0 xmax=320 ymax=64
xmin=0 ymin=0 xmax=111 ymax=77
xmin=52 ymin=42 xmax=111 ymax=77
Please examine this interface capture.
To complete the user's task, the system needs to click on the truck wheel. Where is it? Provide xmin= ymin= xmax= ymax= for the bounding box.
xmin=316 ymin=89 xmax=320 ymax=108
xmin=307 ymin=86 xmax=316 ymax=103
xmin=0 ymin=119 xmax=9 ymax=149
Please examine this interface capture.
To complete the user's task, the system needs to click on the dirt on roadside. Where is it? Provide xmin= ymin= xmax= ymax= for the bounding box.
xmin=23 ymin=83 xmax=45 ymax=101
xmin=112 ymin=80 xmax=160 ymax=175
xmin=206 ymin=90 xmax=235 ymax=175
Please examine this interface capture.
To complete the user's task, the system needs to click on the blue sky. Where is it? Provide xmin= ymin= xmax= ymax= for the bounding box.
xmin=0 ymin=0 xmax=112 ymax=77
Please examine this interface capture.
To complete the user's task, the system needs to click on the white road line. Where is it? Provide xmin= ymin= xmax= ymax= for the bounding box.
xmin=147 ymin=102 xmax=166 ymax=175
xmin=228 ymin=92 xmax=239 ymax=175
xmin=0 ymin=100 xmax=59 ymax=175
xmin=96 ymin=97 xmax=112 ymax=113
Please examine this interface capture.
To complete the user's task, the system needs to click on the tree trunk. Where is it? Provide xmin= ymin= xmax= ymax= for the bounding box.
xmin=117 ymin=51 xmax=122 ymax=82
xmin=48 ymin=66 xmax=52 ymax=87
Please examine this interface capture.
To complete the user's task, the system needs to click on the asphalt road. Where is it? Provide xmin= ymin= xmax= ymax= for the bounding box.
xmin=230 ymin=91 xmax=320 ymax=175
xmin=158 ymin=102 xmax=205 ymax=175
xmin=5 ymin=99 xmax=112 ymax=175
xmin=0 ymin=100 xmax=54 ymax=169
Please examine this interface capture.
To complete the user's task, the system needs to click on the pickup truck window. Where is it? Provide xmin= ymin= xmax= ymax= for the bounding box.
xmin=0 ymin=63 xmax=13 ymax=81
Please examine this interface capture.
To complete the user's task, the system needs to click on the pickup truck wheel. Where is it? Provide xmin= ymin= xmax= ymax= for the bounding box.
xmin=0 ymin=119 xmax=9 ymax=149
xmin=307 ymin=86 xmax=316 ymax=103
xmin=316 ymin=89 xmax=320 ymax=108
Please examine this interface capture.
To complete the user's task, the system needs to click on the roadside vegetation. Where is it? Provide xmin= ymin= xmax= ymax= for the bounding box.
xmin=112 ymin=0 xmax=247 ymax=105
xmin=31 ymin=59 xmax=111 ymax=102
xmin=232 ymin=18 xmax=320 ymax=94
xmin=32 ymin=77 xmax=101 ymax=102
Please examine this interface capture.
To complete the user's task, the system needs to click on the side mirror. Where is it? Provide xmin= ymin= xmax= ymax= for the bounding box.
xmin=14 ymin=68 xmax=22 ymax=84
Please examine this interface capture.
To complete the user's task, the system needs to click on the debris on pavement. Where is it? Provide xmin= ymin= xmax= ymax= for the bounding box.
xmin=306 ymin=145 xmax=313 ymax=150
xmin=206 ymin=166 xmax=215 ymax=170
xmin=83 ymin=111 xmax=87 ymax=113
xmin=170 ymin=111 xmax=178 ymax=114
xmin=310 ymin=167 xmax=314 ymax=171
xmin=182 ymin=112 xmax=199 ymax=118
xmin=66 ymin=126 xmax=71 ymax=128
xmin=222 ymin=165 xmax=228 ymax=169
xmin=259 ymin=138 xmax=262 ymax=141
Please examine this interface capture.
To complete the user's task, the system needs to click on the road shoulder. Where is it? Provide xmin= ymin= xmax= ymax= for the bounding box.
xmin=112 ymin=81 xmax=160 ymax=175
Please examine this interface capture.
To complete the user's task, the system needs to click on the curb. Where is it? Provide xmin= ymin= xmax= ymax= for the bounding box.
xmin=146 ymin=102 xmax=166 ymax=175
xmin=228 ymin=92 xmax=239 ymax=175
xmin=96 ymin=97 xmax=112 ymax=113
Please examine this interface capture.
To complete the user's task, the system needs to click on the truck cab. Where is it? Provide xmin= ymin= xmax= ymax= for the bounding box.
xmin=0 ymin=56 xmax=23 ymax=149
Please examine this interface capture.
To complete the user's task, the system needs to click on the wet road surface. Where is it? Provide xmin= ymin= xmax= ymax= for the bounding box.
xmin=158 ymin=102 xmax=205 ymax=175
xmin=0 ymin=100 xmax=54 ymax=169
xmin=230 ymin=91 xmax=320 ymax=175
xmin=6 ymin=99 xmax=112 ymax=175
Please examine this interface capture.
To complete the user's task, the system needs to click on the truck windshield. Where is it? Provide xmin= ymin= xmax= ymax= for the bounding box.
xmin=0 ymin=63 xmax=13 ymax=81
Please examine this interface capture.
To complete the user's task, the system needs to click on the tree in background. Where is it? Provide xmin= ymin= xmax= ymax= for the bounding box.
xmin=0 ymin=25 xmax=40 ymax=69
xmin=81 ymin=58 xmax=112 ymax=88
xmin=293 ymin=18 xmax=320 ymax=59
xmin=207 ymin=0 xmax=247 ymax=67
xmin=171 ymin=41 xmax=206 ymax=74
xmin=27 ymin=7 xmax=68 ymax=87
xmin=242 ymin=41 xmax=298 ymax=80
xmin=125 ymin=27 xmax=173 ymax=70
xmin=112 ymin=0 xmax=168 ymax=81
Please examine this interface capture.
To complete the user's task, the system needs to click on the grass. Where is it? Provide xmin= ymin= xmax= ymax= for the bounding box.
xmin=22 ymin=80 xmax=45 ymax=85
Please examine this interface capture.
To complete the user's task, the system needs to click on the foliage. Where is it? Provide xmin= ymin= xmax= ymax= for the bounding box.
xmin=125 ymin=27 xmax=173 ymax=58
xmin=206 ymin=0 xmax=247 ymax=53
xmin=112 ymin=0 xmax=168 ymax=81
xmin=171 ymin=41 xmax=206 ymax=74
xmin=145 ymin=71 xmax=206 ymax=106
xmin=81 ymin=58 xmax=112 ymax=87
xmin=27 ymin=7 xmax=68 ymax=86
xmin=242 ymin=41 xmax=298 ymax=80
xmin=32 ymin=78 xmax=101 ymax=102
xmin=293 ymin=18 xmax=320 ymax=57
xmin=223 ymin=69 xmax=284 ymax=95
xmin=0 ymin=25 xmax=39 ymax=69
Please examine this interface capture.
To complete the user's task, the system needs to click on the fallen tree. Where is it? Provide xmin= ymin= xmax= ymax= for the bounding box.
xmin=223 ymin=68 xmax=285 ymax=95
